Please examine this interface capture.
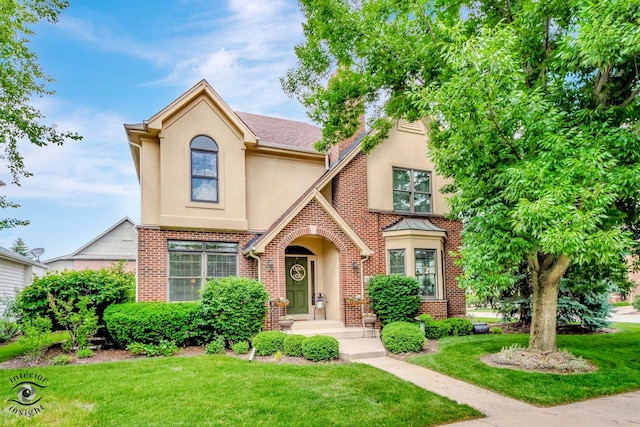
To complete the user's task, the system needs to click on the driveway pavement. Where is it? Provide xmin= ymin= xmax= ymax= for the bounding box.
xmin=359 ymin=357 xmax=640 ymax=427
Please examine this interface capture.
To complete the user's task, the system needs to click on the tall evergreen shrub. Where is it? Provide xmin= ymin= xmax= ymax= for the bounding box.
xmin=367 ymin=274 xmax=421 ymax=326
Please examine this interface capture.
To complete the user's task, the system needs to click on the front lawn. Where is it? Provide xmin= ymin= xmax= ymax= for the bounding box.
xmin=0 ymin=355 xmax=481 ymax=426
xmin=410 ymin=322 xmax=640 ymax=406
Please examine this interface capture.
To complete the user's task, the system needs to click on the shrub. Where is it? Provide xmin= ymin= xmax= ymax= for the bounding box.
xmin=0 ymin=318 xmax=19 ymax=343
xmin=381 ymin=322 xmax=425 ymax=353
xmin=633 ymin=297 xmax=640 ymax=312
xmin=491 ymin=326 xmax=503 ymax=334
xmin=126 ymin=342 xmax=146 ymax=356
xmin=367 ymin=275 xmax=421 ymax=326
xmin=206 ymin=336 xmax=226 ymax=355
xmin=77 ymin=348 xmax=94 ymax=358
xmin=16 ymin=263 xmax=134 ymax=330
xmin=143 ymin=340 xmax=178 ymax=357
xmin=301 ymin=335 xmax=339 ymax=361
xmin=198 ymin=277 xmax=269 ymax=344
xmin=424 ymin=321 xmax=452 ymax=340
xmin=51 ymin=354 xmax=73 ymax=365
xmin=251 ymin=331 xmax=286 ymax=356
xmin=441 ymin=318 xmax=473 ymax=336
xmin=104 ymin=302 xmax=199 ymax=348
xmin=48 ymin=295 xmax=98 ymax=350
xmin=231 ymin=340 xmax=250 ymax=355
xmin=416 ymin=313 xmax=433 ymax=323
xmin=19 ymin=316 xmax=52 ymax=366
xmin=283 ymin=334 xmax=307 ymax=357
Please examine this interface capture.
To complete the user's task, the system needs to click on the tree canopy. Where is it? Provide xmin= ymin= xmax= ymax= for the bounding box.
xmin=284 ymin=0 xmax=640 ymax=351
xmin=0 ymin=0 xmax=81 ymax=229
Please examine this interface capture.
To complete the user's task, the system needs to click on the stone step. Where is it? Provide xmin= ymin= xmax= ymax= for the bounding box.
xmin=290 ymin=327 xmax=377 ymax=339
xmin=338 ymin=337 xmax=387 ymax=360
xmin=290 ymin=320 xmax=345 ymax=331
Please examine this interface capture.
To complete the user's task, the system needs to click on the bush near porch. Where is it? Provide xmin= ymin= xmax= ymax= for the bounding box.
xmin=367 ymin=274 xmax=421 ymax=326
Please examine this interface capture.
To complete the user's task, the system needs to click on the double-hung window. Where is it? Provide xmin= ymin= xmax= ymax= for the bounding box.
xmin=415 ymin=249 xmax=437 ymax=298
xmin=388 ymin=249 xmax=406 ymax=274
xmin=191 ymin=135 xmax=218 ymax=202
xmin=392 ymin=168 xmax=431 ymax=213
xmin=168 ymin=241 xmax=238 ymax=301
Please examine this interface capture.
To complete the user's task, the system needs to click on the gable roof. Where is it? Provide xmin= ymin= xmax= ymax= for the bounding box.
xmin=43 ymin=217 xmax=136 ymax=263
xmin=236 ymin=112 xmax=321 ymax=151
xmin=0 ymin=246 xmax=47 ymax=268
xmin=244 ymin=189 xmax=372 ymax=256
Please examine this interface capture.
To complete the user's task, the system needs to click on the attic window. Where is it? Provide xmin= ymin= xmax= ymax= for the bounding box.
xmin=191 ymin=135 xmax=218 ymax=202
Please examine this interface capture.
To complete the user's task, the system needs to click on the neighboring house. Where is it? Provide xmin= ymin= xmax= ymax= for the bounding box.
xmin=125 ymin=80 xmax=465 ymax=327
xmin=0 ymin=246 xmax=47 ymax=313
xmin=44 ymin=217 xmax=137 ymax=272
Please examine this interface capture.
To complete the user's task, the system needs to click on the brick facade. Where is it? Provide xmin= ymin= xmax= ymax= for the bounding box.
xmin=137 ymin=227 xmax=258 ymax=301
xmin=331 ymin=151 xmax=466 ymax=319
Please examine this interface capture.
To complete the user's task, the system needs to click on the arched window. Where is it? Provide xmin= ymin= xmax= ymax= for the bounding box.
xmin=190 ymin=135 xmax=218 ymax=202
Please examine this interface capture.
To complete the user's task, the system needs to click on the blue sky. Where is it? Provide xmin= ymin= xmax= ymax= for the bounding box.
xmin=0 ymin=0 xmax=309 ymax=260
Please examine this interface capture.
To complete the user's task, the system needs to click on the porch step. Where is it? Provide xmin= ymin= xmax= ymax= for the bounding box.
xmin=290 ymin=320 xmax=345 ymax=331
xmin=291 ymin=327 xmax=377 ymax=339
xmin=338 ymin=338 xmax=387 ymax=361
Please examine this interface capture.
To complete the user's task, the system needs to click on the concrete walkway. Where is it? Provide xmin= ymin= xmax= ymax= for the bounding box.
xmin=358 ymin=357 xmax=640 ymax=426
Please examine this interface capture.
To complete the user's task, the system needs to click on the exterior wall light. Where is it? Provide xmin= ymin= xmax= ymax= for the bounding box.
xmin=267 ymin=259 xmax=274 ymax=271
xmin=352 ymin=261 xmax=359 ymax=273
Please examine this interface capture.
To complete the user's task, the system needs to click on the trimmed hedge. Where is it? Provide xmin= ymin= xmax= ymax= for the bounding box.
xmin=367 ymin=275 xmax=421 ymax=326
xmin=198 ymin=277 xmax=269 ymax=344
xmin=104 ymin=302 xmax=199 ymax=347
xmin=419 ymin=315 xmax=474 ymax=339
xmin=381 ymin=321 xmax=425 ymax=353
xmin=301 ymin=335 xmax=339 ymax=361
xmin=252 ymin=331 xmax=286 ymax=356
xmin=283 ymin=334 xmax=307 ymax=357
xmin=441 ymin=318 xmax=473 ymax=336
xmin=424 ymin=321 xmax=451 ymax=340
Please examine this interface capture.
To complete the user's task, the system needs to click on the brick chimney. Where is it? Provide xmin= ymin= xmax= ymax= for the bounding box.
xmin=328 ymin=114 xmax=365 ymax=167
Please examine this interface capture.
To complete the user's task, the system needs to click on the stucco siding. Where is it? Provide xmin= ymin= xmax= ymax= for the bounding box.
xmin=246 ymin=152 xmax=325 ymax=231
xmin=367 ymin=120 xmax=450 ymax=216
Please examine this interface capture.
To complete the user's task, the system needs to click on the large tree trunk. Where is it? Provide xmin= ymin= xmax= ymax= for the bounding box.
xmin=527 ymin=253 xmax=572 ymax=352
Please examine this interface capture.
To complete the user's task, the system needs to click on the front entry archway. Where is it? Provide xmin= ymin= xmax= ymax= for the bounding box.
xmin=286 ymin=256 xmax=309 ymax=314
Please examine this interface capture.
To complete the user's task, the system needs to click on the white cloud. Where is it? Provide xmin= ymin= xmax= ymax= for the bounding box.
xmin=1 ymin=99 xmax=138 ymax=204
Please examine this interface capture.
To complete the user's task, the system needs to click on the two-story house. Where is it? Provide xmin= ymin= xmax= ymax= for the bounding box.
xmin=125 ymin=80 xmax=465 ymax=327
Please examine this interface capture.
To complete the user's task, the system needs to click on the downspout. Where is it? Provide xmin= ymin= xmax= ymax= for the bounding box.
xmin=360 ymin=255 xmax=370 ymax=316
xmin=128 ymin=140 xmax=142 ymax=303
xmin=247 ymin=248 xmax=261 ymax=282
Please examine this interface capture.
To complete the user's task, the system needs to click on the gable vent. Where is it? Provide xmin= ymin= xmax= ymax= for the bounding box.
xmin=397 ymin=119 xmax=425 ymax=134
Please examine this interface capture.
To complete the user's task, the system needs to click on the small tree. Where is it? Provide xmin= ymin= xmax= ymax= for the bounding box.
xmin=10 ymin=238 xmax=29 ymax=256
xmin=48 ymin=295 xmax=98 ymax=351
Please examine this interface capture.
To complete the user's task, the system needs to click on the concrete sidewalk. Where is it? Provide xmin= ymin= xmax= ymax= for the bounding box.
xmin=359 ymin=357 xmax=640 ymax=427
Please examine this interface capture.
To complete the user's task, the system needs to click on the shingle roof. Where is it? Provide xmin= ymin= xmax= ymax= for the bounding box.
xmin=383 ymin=218 xmax=447 ymax=233
xmin=0 ymin=246 xmax=48 ymax=268
xmin=236 ymin=112 xmax=322 ymax=150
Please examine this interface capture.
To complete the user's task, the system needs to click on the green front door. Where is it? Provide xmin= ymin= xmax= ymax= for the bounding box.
xmin=286 ymin=257 xmax=308 ymax=314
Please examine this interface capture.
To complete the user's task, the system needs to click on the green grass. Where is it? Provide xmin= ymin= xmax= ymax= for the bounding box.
xmin=0 ymin=355 xmax=481 ymax=426
xmin=0 ymin=332 xmax=69 ymax=363
xmin=612 ymin=301 xmax=631 ymax=307
xmin=467 ymin=316 xmax=501 ymax=324
xmin=410 ymin=323 xmax=640 ymax=406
